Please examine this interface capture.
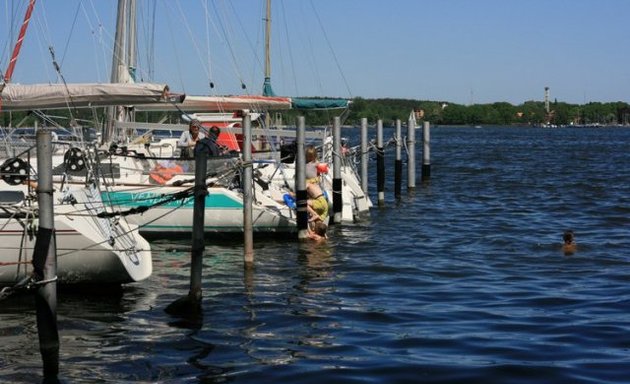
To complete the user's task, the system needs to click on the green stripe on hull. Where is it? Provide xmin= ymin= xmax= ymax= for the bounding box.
xmin=101 ymin=191 xmax=243 ymax=209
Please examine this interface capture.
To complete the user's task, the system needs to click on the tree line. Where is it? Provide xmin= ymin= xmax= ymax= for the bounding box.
xmin=341 ymin=98 xmax=630 ymax=127
xmin=3 ymin=97 xmax=629 ymax=128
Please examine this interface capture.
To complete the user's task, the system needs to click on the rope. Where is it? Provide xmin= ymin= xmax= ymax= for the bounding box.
xmin=0 ymin=274 xmax=57 ymax=301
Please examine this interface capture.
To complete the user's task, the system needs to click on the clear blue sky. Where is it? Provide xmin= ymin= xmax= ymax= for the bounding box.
xmin=2 ymin=0 xmax=628 ymax=105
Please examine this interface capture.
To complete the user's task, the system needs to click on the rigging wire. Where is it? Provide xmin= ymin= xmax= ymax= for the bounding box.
xmin=208 ymin=0 xmax=248 ymax=93
xmin=308 ymin=0 xmax=353 ymax=98
xmin=86 ymin=0 xmax=111 ymax=83
xmin=201 ymin=0 xmax=214 ymax=90
xmin=58 ymin=1 xmax=81 ymax=68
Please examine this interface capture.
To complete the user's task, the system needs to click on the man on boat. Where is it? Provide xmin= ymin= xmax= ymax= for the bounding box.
xmin=178 ymin=119 xmax=205 ymax=159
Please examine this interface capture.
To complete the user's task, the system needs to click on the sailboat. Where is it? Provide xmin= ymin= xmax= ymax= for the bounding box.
xmin=0 ymin=83 xmax=172 ymax=286
xmin=59 ymin=0 xmax=299 ymax=237
xmin=255 ymin=0 xmax=372 ymax=222
xmin=0 ymin=1 xmax=164 ymax=286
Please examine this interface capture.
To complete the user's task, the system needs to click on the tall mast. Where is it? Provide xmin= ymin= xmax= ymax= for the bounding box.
xmin=106 ymin=0 xmax=135 ymax=143
xmin=110 ymin=0 xmax=128 ymax=84
xmin=3 ymin=0 xmax=37 ymax=84
xmin=127 ymin=0 xmax=137 ymax=82
xmin=262 ymin=0 xmax=274 ymax=96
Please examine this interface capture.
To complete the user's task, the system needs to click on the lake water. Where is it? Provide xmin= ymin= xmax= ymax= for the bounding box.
xmin=1 ymin=126 xmax=629 ymax=383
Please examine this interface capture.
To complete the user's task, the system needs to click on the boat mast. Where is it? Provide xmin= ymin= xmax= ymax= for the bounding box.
xmin=262 ymin=0 xmax=274 ymax=97
xmin=110 ymin=0 xmax=128 ymax=85
xmin=127 ymin=0 xmax=137 ymax=82
xmin=105 ymin=0 xmax=136 ymax=143
xmin=3 ymin=0 xmax=37 ymax=84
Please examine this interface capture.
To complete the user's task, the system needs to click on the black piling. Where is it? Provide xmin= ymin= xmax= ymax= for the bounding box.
xmin=242 ymin=111 xmax=254 ymax=265
xmin=422 ymin=121 xmax=431 ymax=181
xmin=296 ymin=116 xmax=309 ymax=239
xmin=407 ymin=114 xmax=416 ymax=190
xmin=165 ymin=139 xmax=209 ymax=318
xmin=33 ymin=129 xmax=60 ymax=383
xmin=376 ymin=119 xmax=385 ymax=206
xmin=394 ymin=119 xmax=402 ymax=199
xmin=360 ymin=117 xmax=369 ymax=195
xmin=331 ymin=116 xmax=342 ymax=224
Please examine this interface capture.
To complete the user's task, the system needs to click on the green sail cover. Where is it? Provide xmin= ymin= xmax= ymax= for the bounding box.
xmin=263 ymin=78 xmax=348 ymax=109
xmin=262 ymin=77 xmax=276 ymax=97
xmin=291 ymin=97 xmax=349 ymax=110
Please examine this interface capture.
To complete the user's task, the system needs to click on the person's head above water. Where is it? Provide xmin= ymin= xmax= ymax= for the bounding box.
xmin=562 ymin=230 xmax=576 ymax=255
xmin=563 ymin=230 xmax=575 ymax=244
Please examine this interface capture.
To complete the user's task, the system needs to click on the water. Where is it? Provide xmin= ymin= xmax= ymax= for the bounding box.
xmin=1 ymin=126 xmax=629 ymax=383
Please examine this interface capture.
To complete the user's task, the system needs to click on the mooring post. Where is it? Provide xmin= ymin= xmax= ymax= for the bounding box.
xmin=360 ymin=117 xmax=368 ymax=195
xmin=33 ymin=129 xmax=60 ymax=383
xmin=296 ymin=116 xmax=309 ymax=239
xmin=394 ymin=119 xmax=402 ymax=199
xmin=376 ymin=119 xmax=385 ymax=206
xmin=242 ymin=111 xmax=254 ymax=265
xmin=332 ymin=116 xmax=343 ymax=224
xmin=407 ymin=114 xmax=416 ymax=190
xmin=165 ymin=135 xmax=209 ymax=317
xmin=422 ymin=121 xmax=431 ymax=181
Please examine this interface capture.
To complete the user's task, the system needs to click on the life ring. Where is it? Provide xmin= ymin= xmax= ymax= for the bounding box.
xmin=64 ymin=147 xmax=86 ymax=172
xmin=0 ymin=158 xmax=29 ymax=185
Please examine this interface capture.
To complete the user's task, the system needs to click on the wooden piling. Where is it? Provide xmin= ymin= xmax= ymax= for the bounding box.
xmin=165 ymin=134 xmax=208 ymax=317
xmin=422 ymin=121 xmax=431 ymax=181
xmin=33 ymin=129 xmax=59 ymax=382
xmin=296 ymin=116 xmax=309 ymax=239
xmin=332 ymin=116 xmax=343 ymax=224
xmin=242 ymin=111 xmax=254 ymax=264
xmin=360 ymin=117 xmax=368 ymax=195
xmin=394 ymin=119 xmax=402 ymax=199
xmin=407 ymin=114 xmax=416 ymax=190
xmin=376 ymin=119 xmax=385 ymax=206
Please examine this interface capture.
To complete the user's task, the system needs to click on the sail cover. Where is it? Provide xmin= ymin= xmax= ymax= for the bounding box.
xmin=134 ymin=95 xmax=292 ymax=112
xmin=0 ymin=83 xmax=170 ymax=110
xmin=291 ymin=97 xmax=350 ymax=110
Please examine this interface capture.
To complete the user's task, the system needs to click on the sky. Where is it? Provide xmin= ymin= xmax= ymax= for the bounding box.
xmin=1 ymin=0 xmax=629 ymax=105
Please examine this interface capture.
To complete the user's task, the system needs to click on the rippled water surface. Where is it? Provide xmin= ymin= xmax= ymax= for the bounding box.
xmin=1 ymin=126 xmax=629 ymax=383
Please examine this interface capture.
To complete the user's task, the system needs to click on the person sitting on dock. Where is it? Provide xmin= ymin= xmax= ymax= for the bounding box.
xmin=178 ymin=119 xmax=205 ymax=159
xmin=562 ymin=230 xmax=577 ymax=255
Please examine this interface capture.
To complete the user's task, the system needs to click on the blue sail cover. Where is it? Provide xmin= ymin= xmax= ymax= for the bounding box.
xmin=262 ymin=77 xmax=276 ymax=97
xmin=263 ymin=77 xmax=349 ymax=109
xmin=291 ymin=97 xmax=349 ymax=110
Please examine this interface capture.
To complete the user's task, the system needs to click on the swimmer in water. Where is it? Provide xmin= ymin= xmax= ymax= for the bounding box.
xmin=562 ymin=230 xmax=576 ymax=255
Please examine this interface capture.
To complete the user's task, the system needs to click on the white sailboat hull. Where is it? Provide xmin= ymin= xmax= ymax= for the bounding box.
xmin=101 ymin=184 xmax=297 ymax=235
xmin=0 ymin=187 xmax=152 ymax=286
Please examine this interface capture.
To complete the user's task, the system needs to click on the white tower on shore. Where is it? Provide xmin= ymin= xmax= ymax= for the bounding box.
xmin=544 ymin=87 xmax=550 ymax=114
